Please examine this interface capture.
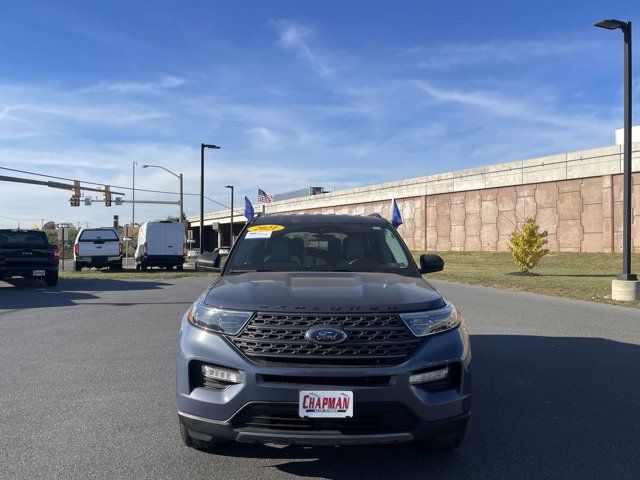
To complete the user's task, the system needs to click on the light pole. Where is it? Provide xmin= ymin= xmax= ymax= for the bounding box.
xmin=141 ymin=164 xmax=183 ymax=222
xmin=596 ymin=18 xmax=638 ymax=301
xmin=200 ymin=143 xmax=221 ymax=252
xmin=225 ymin=185 xmax=234 ymax=246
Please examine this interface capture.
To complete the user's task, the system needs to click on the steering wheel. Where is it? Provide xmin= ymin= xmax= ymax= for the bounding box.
xmin=347 ymin=258 xmax=380 ymax=267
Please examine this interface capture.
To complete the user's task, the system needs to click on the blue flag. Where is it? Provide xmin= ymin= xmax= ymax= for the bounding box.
xmin=390 ymin=198 xmax=403 ymax=228
xmin=243 ymin=196 xmax=255 ymax=221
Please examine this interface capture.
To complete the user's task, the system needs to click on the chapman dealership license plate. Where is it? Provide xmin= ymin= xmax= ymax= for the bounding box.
xmin=32 ymin=270 xmax=45 ymax=277
xmin=299 ymin=391 xmax=353 ymax=418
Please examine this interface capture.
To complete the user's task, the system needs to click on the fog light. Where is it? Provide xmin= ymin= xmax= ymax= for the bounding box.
xmin=202 ymin=365 xmax=244 ymax=384
xmin=409 ymin=366 xmax=449 ymax=384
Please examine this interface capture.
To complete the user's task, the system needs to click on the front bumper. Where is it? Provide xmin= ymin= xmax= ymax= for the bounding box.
xmin=179 ymin=410 xmax=470 ymax=446
xmin=176 ymin=315 xmax=472 ymax=445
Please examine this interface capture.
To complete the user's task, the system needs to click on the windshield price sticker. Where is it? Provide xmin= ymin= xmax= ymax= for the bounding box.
xmin=299 ymin=391 xmax=353 ymax=418
xmin=246 ymin=230 xmax=273 ymax=239
xmin=247 ymin=224 xmax=285 ymax=232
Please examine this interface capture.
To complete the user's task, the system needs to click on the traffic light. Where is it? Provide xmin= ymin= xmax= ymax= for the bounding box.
xmin=104 ymin=185 xmax=112 ymax=207
xmin=69 ymin=180 xmax=81 ymax=206
xmin=113 ymin=215 xmax=119 ymax=228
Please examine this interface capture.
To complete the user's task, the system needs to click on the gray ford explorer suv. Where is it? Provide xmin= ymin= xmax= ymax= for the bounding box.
xmin=177 ymin=214 xmax=471 ymax=450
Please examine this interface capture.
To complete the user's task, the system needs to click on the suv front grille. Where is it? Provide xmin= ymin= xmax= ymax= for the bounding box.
xmin=231 ymin=312 xmax=421 ymax=366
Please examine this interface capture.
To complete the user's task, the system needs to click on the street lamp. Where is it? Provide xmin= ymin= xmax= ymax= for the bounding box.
xmin=225 ymin=185 xmax=234 ymax=247
xmin=200 ymin=143 xmax=221 ymax=252
xmin=141 ymin=164 xmax=184 ymax=222
xmin=596 ymin=18 xmax=638 ymax=301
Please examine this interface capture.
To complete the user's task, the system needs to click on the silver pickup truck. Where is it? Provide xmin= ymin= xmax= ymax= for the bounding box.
xmin=73 ymin=227 xmax=122 ymax=271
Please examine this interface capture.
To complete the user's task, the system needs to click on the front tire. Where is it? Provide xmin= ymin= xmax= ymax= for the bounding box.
xmin=45 ymin=271 xmax=59 ymax=287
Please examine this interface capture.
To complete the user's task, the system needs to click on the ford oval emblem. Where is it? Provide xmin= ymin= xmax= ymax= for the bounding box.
xmin=305 ymin=326 xmax=348 ymax=345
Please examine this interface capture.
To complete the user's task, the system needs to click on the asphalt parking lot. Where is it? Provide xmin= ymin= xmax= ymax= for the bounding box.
xmin=1 ymin=276 xmax=639 ymax=480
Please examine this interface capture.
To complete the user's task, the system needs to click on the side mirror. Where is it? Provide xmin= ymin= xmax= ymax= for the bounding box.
xmin=197 ymin=252 xmax=222 ymax=272
xmin=419 ymin=253 xmax=444 ymax=274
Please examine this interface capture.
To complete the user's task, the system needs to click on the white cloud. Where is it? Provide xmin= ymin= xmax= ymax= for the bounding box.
xmin=245 ymin=126 xmax=279 ymax=148
xmin=414 ymin=80 xmax=612 ymax=135
xmin=270 ymin=19 xmax=334 ymax=77
xmin=78 ymin=76 xmax=187 ymax=94
xmin=395 ymin=38 xmax=601 ymax=70
xmin=0 ymin=82 xmax=174 ymax=145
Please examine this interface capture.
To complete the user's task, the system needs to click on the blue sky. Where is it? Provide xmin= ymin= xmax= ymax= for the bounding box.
xmin=1 ymin=0 xmax=639 ymax=227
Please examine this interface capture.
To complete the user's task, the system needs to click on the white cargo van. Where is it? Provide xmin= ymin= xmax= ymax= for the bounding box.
xmin=135 ymin=221 xmax=185 ymax=270
xmin=74 ymin=227 xmax=122 ymax=271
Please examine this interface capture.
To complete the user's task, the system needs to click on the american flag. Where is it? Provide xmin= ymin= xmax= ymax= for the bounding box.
xmin=258 ymin=188 xmax=273 ymax=203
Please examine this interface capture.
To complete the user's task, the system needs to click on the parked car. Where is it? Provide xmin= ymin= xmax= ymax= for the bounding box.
xmin=195 ymin=252 xmax=221 ymax=271
xmin=135 ymin=221 xmax=185 ymax=271
xmin=177 ymin=214 xmax=471 ymax=451
xmin=195 ymin=247 xmax=230 ymax=271
xmin=0 ymin=229 xmax=59 ymax=286
xmin=73 ymin=227 xmax=122 ymax=271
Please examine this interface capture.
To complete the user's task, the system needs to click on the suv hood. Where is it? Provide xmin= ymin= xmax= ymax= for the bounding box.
xmin=203 ymin=272 xmax=446 ymax=313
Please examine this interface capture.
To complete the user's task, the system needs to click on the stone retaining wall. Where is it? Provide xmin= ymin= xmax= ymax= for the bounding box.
xmin=189 ymin=143 xmax=640 ymax=253
xmin=286 ymin=173 xmax=639 ymax=253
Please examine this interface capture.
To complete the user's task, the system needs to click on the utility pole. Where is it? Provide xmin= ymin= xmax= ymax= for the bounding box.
xmin=179 ymin=173 xmax=184 ymax=223
xmin=132 ymin=161 xmax=136 ymax=227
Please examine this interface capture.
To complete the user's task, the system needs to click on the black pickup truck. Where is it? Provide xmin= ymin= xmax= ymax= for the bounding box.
xmin=0 ymin=229 xmax=59 ymax=286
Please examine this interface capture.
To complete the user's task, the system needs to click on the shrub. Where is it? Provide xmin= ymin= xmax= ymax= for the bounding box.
xmin=508 ymin=216 xmax=549 ymax=274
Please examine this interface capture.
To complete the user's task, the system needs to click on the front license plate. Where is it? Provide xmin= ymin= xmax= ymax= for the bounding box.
xmin=299 ymin=390 xmax=353 ymax=418
xmin=32 ymin=270 xmax=45 ymax=277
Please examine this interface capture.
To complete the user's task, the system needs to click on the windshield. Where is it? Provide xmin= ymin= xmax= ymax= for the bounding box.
xmin=78 ymin=229 xmax=119 ymax=242
xmin=225 ymin=222 xmax=417 ymax=276
xmin=0 ymin=230 xmax=49 ymax=249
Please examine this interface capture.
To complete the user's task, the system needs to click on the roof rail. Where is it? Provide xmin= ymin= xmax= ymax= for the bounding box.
xmin=367 ymin=213 xmax=383 ymax=219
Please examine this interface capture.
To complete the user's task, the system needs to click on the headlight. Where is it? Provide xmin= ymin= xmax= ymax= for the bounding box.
xmin=187 ymin=302 xmax=253 ymax=334
xmin=400 ymin=304 xmax=461 ymax=337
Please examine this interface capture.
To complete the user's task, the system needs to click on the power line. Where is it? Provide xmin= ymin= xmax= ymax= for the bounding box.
xmin=0 ymin=165 xmax=181 ymax=195
xmin=0 ymin=214 xmax=42 ymax=222
xmin=0 ymin=165 xmax=230 ymax=208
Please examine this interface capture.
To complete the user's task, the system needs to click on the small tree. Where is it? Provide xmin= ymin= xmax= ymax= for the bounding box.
xmin=508 ymin=216 xmax=549 ymax=274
